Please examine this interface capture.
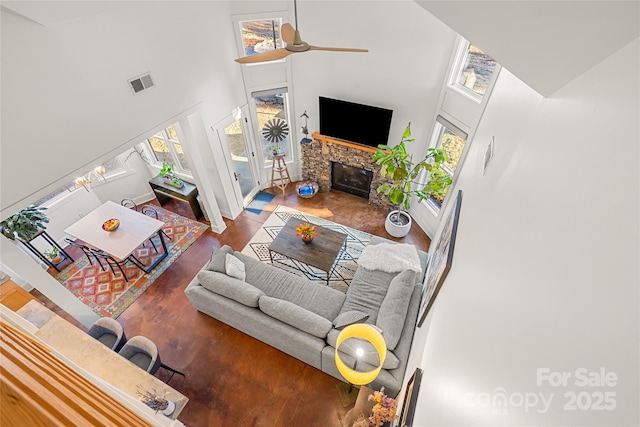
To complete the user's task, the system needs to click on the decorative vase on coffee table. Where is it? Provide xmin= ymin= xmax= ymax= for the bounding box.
xmin=301 ymin=235 xmax=314 ymax=244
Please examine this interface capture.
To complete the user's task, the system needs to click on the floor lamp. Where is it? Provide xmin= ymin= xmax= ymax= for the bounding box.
xmin=334 ymin=323 xmax=387 ymax=407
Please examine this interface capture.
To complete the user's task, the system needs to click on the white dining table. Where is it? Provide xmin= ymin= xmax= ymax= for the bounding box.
xmin=64 ymin=201 xmax=169 ymax=273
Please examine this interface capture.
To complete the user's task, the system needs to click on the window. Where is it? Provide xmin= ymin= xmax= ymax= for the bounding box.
xmin=239 ymin=19 xmax=283 ymax=59
xmin=424 ymin=116 xmax=468 ymax=211
xmin=146 ymin=125 xmax=191 ymax=174
xmin=252 ymin=89 xmax=292 ymax=165
xmin=450 ymin=40 xmax=498 ymax=101
xmin=33 ymin=157 xmax=125 ymax=206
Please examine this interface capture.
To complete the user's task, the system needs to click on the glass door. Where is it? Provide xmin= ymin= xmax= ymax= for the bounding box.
xmin=220 ymin=107 xmax=260 ymax=206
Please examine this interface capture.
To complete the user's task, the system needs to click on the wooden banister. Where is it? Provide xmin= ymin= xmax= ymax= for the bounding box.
xmin=1 ymin=319 xmax=152 ymax=427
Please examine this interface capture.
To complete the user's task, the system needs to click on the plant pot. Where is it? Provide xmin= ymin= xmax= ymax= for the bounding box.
xmin=384 ymin=210 xmax=412 ymax=238
xmin=301 ymin=235 xmax=314 ymax=244
xmin=162 ymin=400 xmax=175 ymax=416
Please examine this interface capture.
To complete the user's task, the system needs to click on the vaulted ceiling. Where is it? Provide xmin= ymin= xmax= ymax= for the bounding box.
xmin=416 ymin=1 xmax=640 ymax=97
xmin=3 ymin=0 xmax=639 ymax=98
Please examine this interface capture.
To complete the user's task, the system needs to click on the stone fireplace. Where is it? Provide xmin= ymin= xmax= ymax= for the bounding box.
xmin=331 ymin=162 xmax=373 ymax=199
xmin=300 ymin=133 xmax=393 ymax=208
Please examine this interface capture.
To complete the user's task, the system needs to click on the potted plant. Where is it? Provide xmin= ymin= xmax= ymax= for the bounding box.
xmin=372 ymin=122 xmax=452 ymax=238
xmin=268 ymin=144 xmax=284 ymax=157
xmin=44 ymin=246 xmax=63 ymax=264
xmin=159 ymin=162 xmax=175 ymax=182
xmin=137 ymin=386 xmax=175 ymax=416
xmin=295 ymin=222 xmax=318 ymax=244
xmin=0 ymin=205 xmax=49 ymax=241
xmin=159 ymin=162 xmax=184 ymax=188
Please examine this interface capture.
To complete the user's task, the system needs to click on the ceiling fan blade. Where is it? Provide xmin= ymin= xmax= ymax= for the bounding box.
xmin=309 ymin=46 xmax=369 ymax=53
xmin=281 ymin=23 xmax=295 ymax=45
xmin=235 ymin=48 xmax=293 ymax=64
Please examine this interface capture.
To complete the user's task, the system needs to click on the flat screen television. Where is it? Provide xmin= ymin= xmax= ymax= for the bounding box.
xmin=319 ymin=96 xmax=393 ymax=148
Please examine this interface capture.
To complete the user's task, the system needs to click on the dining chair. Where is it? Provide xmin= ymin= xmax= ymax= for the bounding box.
xmin=91 ymin=249 xmax=146 ymax=281
xmin=64 ymin=238 xmax=105 ymax=270
xmin=140 ymin=206 xmax=172 ymax=253
xmin=121 ymin=199 xmax=138 ymax=211
xmin=87 ymin=317 xmax=127 ymax=352
xmin=118 ymin=336 xmax=186 ymax=383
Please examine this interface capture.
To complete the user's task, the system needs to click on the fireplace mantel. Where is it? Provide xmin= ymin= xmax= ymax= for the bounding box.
xmin=301 ymin=134 xmax=393 ymax=208
xmin=311 ymin=132 xmax=378 ymax=153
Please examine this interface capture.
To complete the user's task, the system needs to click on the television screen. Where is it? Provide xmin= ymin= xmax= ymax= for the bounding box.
xmin=319 ymin=97 xmax=393 ymax=148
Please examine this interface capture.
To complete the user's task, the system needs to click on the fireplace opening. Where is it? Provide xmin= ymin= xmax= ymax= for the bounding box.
xmin=331 ymin=162 xmax=373 ymax=199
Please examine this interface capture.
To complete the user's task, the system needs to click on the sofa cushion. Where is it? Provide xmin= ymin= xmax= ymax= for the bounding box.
xmin=259 ymin=296 xmax=333 ymax=338
xmin=206 ymin=245 xmax=233 ymax=273
xmin=338 ymin=267 xmax=397 ymax=324
xmin=232 ymin=252 xmax=346 ymax=321
xmin=225 ymin=254 xmax=246 ymax=281
xmin=376 ymin=269 xmax=416 ymax=350
xmin=197 ymin=270 xmax=264 ymax=307
xmin=326 ymin=328 xmax=400 ymax=370
xmin=333 ymin=310 xmax=369 ymax=329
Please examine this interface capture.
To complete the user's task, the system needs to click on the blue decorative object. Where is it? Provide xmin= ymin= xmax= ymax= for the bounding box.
xmin=296 ymin=181 xmax=319 ymax=198
xmin=246 ymin=191 xmax=276 ymax=214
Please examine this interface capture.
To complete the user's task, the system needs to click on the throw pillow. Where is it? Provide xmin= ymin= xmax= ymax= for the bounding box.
xmin=206 ymin=245 xmax=233 ymax=273
xmin=333 ymin=310 xmax=369 ymax=329
xmin=258 ymin=296 xmax=333 ymax=338
xmin=225 ymin=253 xmax=246 ymax=281
xmin=376 ymin=269 xmax=415 ymax=350
xmin=197 ymin=270 xmax=264 ymax=307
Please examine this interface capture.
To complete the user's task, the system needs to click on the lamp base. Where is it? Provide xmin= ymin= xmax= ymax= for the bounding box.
xmin=336 ymin=382 xmax=359 ymax=407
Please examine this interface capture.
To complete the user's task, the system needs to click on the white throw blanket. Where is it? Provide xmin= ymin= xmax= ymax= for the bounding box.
xmin=357 ymin=242 xmax=422 ymax=274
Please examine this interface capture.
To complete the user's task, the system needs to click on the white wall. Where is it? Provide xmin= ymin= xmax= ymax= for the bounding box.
xmin=0 ymin=1 xmax=244 ymax=215
xmin=416 ymin=1 xmax=640 ymax=97
xmin=290 ymin=1 xmax=457 ymax=160
xmin=409 ymin=38 xmax=639 ymax=426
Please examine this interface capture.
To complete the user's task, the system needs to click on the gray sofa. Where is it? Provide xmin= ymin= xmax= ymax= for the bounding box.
xmin=184 ymin=237 xmax=428 ymax=397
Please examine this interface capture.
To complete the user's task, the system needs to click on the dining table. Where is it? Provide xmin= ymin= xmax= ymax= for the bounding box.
xmin=64 ymin=201 xmax=169 ymax=273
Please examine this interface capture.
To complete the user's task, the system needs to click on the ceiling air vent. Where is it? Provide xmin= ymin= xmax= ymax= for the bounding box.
xmin=128 ymin=73 xmax=154 ymax=95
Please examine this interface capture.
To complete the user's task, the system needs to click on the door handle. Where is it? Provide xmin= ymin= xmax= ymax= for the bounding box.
xmin=234 ymin=172 xmax=239 ymax=181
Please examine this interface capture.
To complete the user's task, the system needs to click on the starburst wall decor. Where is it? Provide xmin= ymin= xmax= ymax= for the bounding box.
xmin=262 ymin=118 xmax=289 ymax=143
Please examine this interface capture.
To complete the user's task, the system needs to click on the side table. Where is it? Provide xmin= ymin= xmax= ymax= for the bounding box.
xmin=19 ymin=230 xmax=73 ymax=272
xmin=148 ymin=175 xmax=203 ymax=219
xmin=342 ymin=385 xmax=376 ymax=427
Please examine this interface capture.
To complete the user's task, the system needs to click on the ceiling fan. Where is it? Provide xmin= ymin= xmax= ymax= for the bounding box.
xmin=234 ymin=0 xmax=368 ymax=64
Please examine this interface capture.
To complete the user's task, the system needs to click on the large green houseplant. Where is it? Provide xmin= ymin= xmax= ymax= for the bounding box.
xmin=0 ymin=205 xmax=49 ymax=241
xmin=373 ymin=122 xmax=452 ymax=237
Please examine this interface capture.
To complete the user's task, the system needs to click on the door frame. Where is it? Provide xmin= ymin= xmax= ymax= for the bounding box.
xmin=213 ymin=105 xmax=261 ymax=212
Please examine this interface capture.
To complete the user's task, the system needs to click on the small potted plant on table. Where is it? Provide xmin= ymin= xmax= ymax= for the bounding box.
xmin=44 ymin=246 xmax=63 ymax=264
xmin=159 ymin=162 xmax=184 ymax=188
xmin=137 ymin=386 xmax=175 ymax=416
xmin=295 ymin=222 xmax=318 ymax=244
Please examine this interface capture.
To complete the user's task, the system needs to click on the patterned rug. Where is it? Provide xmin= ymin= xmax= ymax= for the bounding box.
xmin=241 ymin=205 xmax=373 ymax=293
xmin=55 ymin=206 xmax=208 ymax=318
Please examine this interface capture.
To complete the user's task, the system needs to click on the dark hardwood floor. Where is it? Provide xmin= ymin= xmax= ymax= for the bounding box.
xmin=34 ymin=185 xmax=431 ymax=427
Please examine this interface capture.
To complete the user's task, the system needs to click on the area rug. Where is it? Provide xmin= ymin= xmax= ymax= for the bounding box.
xmin=245 ymin=191 xmax=275 ymax=214
xmin=241 ymin=205 xmax=373 ymax=293
xmin=55 ymin=206 xmax=208 ymax=318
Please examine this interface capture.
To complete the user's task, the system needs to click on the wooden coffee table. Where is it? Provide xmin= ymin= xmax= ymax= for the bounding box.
xmin=268 ymin=217 xmax=347 ymax=284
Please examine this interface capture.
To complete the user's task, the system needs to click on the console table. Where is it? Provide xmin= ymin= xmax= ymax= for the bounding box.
xmin=148 ymin=175 xmax=203 ymax=219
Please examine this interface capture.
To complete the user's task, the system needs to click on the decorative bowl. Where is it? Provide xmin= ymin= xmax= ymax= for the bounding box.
xmin=296 ymin=181 xmax=319 ymax=198
xmin=102 ymin=218 xmax=120 ymax=231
